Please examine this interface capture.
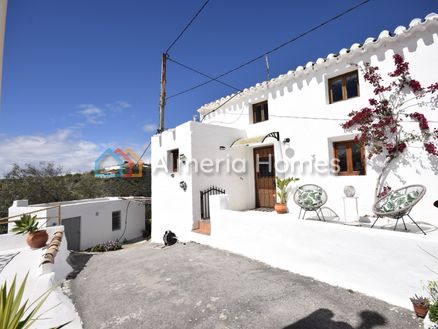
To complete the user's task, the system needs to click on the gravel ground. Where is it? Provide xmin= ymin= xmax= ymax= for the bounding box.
xmin=68 ymin=242 xmax=423 ymax=329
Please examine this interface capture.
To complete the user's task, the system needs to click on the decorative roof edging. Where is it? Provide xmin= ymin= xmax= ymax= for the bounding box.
xmin=198 ymin=13 xmax=438 ymax=117
xmin=40 ymin=230 xmax=64 ymax=273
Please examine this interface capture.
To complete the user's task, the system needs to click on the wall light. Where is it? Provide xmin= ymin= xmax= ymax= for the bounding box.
xmin=283 ymin=138 xmax=290 ymax=144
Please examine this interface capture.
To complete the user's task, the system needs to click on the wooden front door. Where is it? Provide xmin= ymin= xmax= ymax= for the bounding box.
xmin=254 ymin=146 xmax=276 ymax=208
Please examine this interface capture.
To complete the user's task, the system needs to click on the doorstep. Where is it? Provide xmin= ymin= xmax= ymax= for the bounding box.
xmin=193 ymin=220 xmax=211 ymax=235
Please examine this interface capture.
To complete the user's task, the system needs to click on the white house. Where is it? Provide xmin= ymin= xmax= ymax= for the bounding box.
xmin=152 ymin=13 xmax=438 ymax=243
xmin=151 ymin=13 xmax=438 ymax=309
xmin=8 ymin=197 xmax=146 ymax=250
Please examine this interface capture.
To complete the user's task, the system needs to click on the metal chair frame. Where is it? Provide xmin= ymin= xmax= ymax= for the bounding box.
xmin=294 ymin=184 xmax=328 ymax=222
xmin=371 ymin=185 xmax=427 ymax=235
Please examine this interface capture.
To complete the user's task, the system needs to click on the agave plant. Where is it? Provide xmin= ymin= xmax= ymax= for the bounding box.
xmin=11 ymin=214 xmax=39 ymax=235
xmin=275 ymin=176 xmax=299 ymax=204
xmin=410 ymin=294 xmax=430 ymax=307
xmin=0 ymin=274 xmax=71 ymax=329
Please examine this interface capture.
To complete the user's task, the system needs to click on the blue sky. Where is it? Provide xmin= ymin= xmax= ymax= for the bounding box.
xmin=0 ymin=0 xmax=436 ymax=174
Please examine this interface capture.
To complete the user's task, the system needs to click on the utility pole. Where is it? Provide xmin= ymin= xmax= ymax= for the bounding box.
xmin=158 ymin=53 xmax=167 ymax=133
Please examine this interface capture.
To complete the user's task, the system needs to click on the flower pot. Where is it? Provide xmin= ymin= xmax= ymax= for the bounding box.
xmin=26 ymin=230 xmax=49 ymax=249
xmin=274 ymin=203 xmax=288 ymax=214
xmin=413 ymin=303 xmax=429 ymax=318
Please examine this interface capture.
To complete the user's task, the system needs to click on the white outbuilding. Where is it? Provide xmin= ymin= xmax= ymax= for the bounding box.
xmin=8 ymin=197 xmax=146 ymax=250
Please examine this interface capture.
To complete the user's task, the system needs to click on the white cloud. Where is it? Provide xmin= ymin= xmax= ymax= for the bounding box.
xmin=0 ymin=129 xmax=103 ymax=175
xmin=77 ymin=105 xmax=105 ymax=124
xmin=106 ymin=101 xmax=131 ymax=112
xmin=143 ymin=123 xmax=157 ymax=133
xmin=76 ymin=101 xmax=131 ymax=125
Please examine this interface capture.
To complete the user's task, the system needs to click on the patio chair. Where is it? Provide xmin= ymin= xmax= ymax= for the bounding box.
xmin=293 ymin=184 xmax=328 ymax=221
xmin=371 ymin=185 xmax=427 ymax=235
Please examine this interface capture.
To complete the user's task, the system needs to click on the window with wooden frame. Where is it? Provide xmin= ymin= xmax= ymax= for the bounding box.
xmin=168 ymin=149 xmax=179 ymax=173
xmin=333 ymin=140 xmax=366 ymax=176
xmin=252 ymin=101 xmax=269 ymax=124
xmin=328 ymin=70 xmax=359 ymax=104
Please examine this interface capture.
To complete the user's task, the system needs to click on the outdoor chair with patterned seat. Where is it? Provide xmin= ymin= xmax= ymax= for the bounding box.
xmin=371 ymin=185 xmax=427 ymax=235
xmin=293 ymin=184 xmax=328 ymax=221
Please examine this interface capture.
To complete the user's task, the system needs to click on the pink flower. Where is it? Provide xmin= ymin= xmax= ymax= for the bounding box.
xmin=409 ymin=79 xmax=422 ymax=93
xmin=389 ymin=54 xmax=409 ymax=77
xmin=424 ymin=142 xmax=438 ymax=155
xmin=386 ymin=144 xmax=396 ymax=154
xmin=369 ymin=98 xmax=378 ymax=106
xmin=428 ymin=83 xmax=438 ymax=94
xmin=393 ymin=54 xmax=404 ymax=65
xmin=410 ymin=112 xmax=430 ymax=131
xmin=398 ymin=142 xmax=407 ymax=153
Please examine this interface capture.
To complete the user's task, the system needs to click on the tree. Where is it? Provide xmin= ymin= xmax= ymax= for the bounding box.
xmin=342 ymin=54 xmax=438 ymax=198
xmin=0 ymin=163 xmax=151 ymax=228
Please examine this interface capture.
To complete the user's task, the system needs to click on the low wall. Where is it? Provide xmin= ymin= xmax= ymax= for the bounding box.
xmin=9 ymin=199 xmax=145 ymax=250
xmin=202 ymin=195 xmax=438 ymax=309
xmin=0 ymin=226 xmax=82 ymax=328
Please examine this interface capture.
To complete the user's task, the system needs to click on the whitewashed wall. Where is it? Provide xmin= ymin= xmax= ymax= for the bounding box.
xmin=0 ymin=226 xmax=82 ymax=328
xmin=190 ymin=122 xmax=255 ymax=217
xmin=152 ymin=17 xmax=438 ymax=242
xmin=151 ymin=122 xmax=194 ymax=242
xmin=8 ymin=198 xmax=145 ymax=250
xmin=198 ymin=19 xmax=438 ymax=221
xmin=200 ymin=195 xmax=438 ymax=310
xmin=151 ymin=121 xmax=256 ymax=242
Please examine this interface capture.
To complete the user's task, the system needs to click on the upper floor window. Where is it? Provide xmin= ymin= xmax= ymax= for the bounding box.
xmin=328 ymin=71 xmax=359 ymax=104
xmin=252 ymin=101 xmax=269 ymax=124
xmin=168 ymin=149 xmax=179 ymax=173
xmin=333 ymin=140 xmax=366 ymax=176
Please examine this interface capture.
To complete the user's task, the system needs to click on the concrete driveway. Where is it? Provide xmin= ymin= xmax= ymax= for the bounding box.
xmin=68 ymin=242 xmax=422 ymax=329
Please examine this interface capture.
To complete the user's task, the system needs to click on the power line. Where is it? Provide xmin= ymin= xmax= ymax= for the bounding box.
xmin=167 ymin=0 xmax=371 ymax=100
xmin=167 ymin=56 xmax=240 ymax=93
xmin=137 ymin=141 xmax=152 ymax=165
xmin=166 ymin=0 xmax=212 ymax=54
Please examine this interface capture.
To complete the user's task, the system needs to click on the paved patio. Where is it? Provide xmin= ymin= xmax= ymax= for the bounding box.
xmin=68 ymin=242 xmax=422 ymax=329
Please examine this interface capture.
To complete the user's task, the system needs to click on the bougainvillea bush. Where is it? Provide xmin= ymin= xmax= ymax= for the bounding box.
xmin=342 ymin=54 xmax=438 ymax=197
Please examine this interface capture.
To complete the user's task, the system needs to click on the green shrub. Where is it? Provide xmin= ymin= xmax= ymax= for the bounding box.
xmin=88 ymin=240 xmax=122 ymax=252
xmin=428 ymin=281 xmax=438 ymax=304
xmin=430 ymin=303 xmax=438 ymax=323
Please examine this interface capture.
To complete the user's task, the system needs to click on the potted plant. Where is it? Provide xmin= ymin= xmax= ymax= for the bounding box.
xmin=275 ymin=176 xmax=299 ymax=214
xmin=410 ymin=294 xmax=430 ymax=318
xmin=12 ymin=214 xmax=48 ymax=249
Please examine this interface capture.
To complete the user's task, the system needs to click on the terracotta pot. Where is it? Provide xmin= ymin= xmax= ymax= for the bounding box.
xmin=274 ymin=203 xmax=288 ymax=214
xmin=26 ymin=230 xmax=49 ymax=249
xmin=413 ymin=303 xmax=429 ymax=318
